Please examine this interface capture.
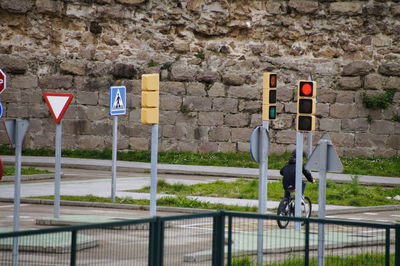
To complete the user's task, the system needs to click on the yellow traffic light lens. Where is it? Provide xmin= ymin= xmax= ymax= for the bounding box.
xmin=301 ymin=83 xmax=312 ymax=96
xmin=270 ymin=74 xmax=277 ymax=88
xmin=269 ymin=90 xmax=276 ymax=104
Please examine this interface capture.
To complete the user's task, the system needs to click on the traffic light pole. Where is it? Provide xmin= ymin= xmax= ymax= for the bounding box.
xmin=295 ymin=132 xmax=303 ymax=231
xmin=257 ymin=120 xmax=269 ymax=266
xmin=149 ymin=124 xmax=158 ymax=217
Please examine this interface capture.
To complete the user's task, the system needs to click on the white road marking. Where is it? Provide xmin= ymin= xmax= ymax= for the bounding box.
xmin=364 ymin=212 xmax=378 ymax=215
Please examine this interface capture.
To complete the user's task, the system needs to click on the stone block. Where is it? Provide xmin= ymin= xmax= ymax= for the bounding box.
xmin=284 ymin=102 xmax=297 ymax=114
xmin=11 ymin=75 xmax=38 ymax=89
xmin=194 ymin=127 xmax=208 ymax=141
xmin=270 ymin=114 xmax=293 ymax=130
xmin=317 ymin=103 xmax=330 ymax=117
xmin=364 ymin=74 xmax=383 ymax=90
xmin=76 ymin=91 xmax=98 ymax=105
xmin=227 ymin=85 xmax=260 ymax=100
xmin=370 ymin=120 xmax=394 ymax=135
xmin=330 ymin=104 xmax=361 ymax=119
xmin=319 ymin=118 xmax=341 ymax=132
xmin=207 ymin=82 xmax=225 ymax=97
xmin=0 ymin=0 xmax=32 ymax=13
xmin=78 ymin=105 xmax=108 ymax=121
xmin=39 ymin=75 xmax=73 ymax=90
xmin=160 ymin=95 xmax=181 ymax=111
xmin=239 ymin=100 xmax=261 ymax=113
xmin=355 ymin=133 xmax=387 ymax=148
xmin=218 ymin=142 xmax=236 ymax=153
xmin=198 ymin=112 xmax=224 ymax=126
xmin=387 ymin=135 xmax=400 ymax=149
xmin=392 ymin=4 xmax=400 ymax=16
xmin=199 ymin=142 xmax=218 ymax=153
xmin=176 ymin=112 xmax=197 ymax=127
xmin=183 ymin=96 xmax=212 ymax=112
xmin=378 ymin=62 xmax=400 ymax=76
xmin=275 ymin=130 xmax=296 ymax=144
xmin=365 ymin=2 xmax=388 ymax=17
xmin=36 ymin=0 xmax=63 ymax=15
xmin=0 ymin=55 xmax=28 ymax=74
xmin=342 ymin=61 xmax=374 ymax=76
xmin=176 ymin=141 xmax=197 ymax=152
xmin=335 ymin=91 xmax=355 ymax=104
xmin=338 ymin=77 xmax=362 ymax=90
xmin=277 ymin=86 xmax=295 ymax=102
xmin=317 ymin=89 xmax=336 ymax=104
xmin=78 ymin=135 xmax=105 ymax=149
xmin=60 ymin=60 xmax=86 ymax=76
xmin=231 ymin=128 xmax=252 ymax=142
xmin=341 ymin=118 xmax=369 ymax=132
xmin=21 ymin=89 xmax=43 ymax=103
xmin=222 ymin=72 xmax=245 ymax=86
xmin=330 ymin=132 xmax=354 ymax=147
xmin=173 ymin=42 xmax=190 ymax=53
xmin=384 ymin=76 xmax=400 ymax=90
xmin=288 ymin=0 xmax=318 ymax=14
xmin=170 ymin=63 xmax=198 ymax=82
xmin=159 ymin=111 xmax=177 ymax=125
xmin=197 ymin=71 xmax=220 ymax=83
xmin=63 ymin=120 xmax=90 ymax=135
xmin=187 ymin=82 xmax=206 ymax=96
xmin=112 ymin=63 xmax=137 ymax=79
xmin=161 ymin=82 xmax=186 ymax=96
xmin=225 ymin=113 xmax=249 ymax=127
xmin=212 ymin=98 xmax=238 ymax=113
xmin=209 ymin=127 xmax=230 ymax=142
xmin=330 ymin=2 xmax=363 ymax=15
xmin=237 ymin=142 xmax=250 ymax=153
xmin=340 ymin=147 xmax=374 ymax=157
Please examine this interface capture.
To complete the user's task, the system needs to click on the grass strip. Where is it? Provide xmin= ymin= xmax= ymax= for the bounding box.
xmin=3 ymin=166 xmax=51 ymax=176
xmin=33 ymin=195 xmax=258 ymax=213
xmin=1 ymin=145 xmax=399 ymax=177
xmin=131 ymin=177 xmax=400 ymax=207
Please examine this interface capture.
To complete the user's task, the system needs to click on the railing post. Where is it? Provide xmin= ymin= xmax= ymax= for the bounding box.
xmin=148 ymin=217 xmax=163 ymax=266
xmin=227 ymin=215 xmax=232 ymax=266
xmin=305 ymin=219 xmax=310 ymax=266
xmin=212 ymin=211 xmax=225 ymax=266
xmin=396 ymin=224 xmax=400 ymax=266
xmin=70 ymin=230 xmax=77 ymax=266
xmin=385 ymin=227 xmax=390 ymax=266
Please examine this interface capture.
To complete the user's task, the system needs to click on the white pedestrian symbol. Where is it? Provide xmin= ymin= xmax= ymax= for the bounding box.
xmin=113 ymin=89 xmax=124 ymax=110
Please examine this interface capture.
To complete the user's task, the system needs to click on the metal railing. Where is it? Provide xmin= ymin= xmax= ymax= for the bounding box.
xmin=0 ymin=211 xmax=398 ymax=265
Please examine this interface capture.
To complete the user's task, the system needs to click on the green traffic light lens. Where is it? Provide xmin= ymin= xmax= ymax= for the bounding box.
xmin=269 ymin=106 xmax=276 ymax=119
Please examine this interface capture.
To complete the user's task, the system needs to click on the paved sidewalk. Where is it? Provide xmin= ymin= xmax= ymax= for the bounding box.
xmin=2 ymin=155 xmax=400 ymax=186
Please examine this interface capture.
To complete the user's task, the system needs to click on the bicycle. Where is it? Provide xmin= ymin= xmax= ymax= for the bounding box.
xmin=276 ymin=189 xmax=312 ymax=229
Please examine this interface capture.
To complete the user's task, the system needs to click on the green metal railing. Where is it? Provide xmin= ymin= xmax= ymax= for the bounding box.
xmin=0 ymin=211 xmax=398 ymax=265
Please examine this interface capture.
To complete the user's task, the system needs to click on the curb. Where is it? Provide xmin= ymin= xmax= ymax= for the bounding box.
xmin=1 ymin=197 xmax=398 ymax=216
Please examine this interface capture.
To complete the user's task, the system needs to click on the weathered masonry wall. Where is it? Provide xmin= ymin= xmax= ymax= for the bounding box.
xmin=0 ymin=0 xmax=399 ymax=157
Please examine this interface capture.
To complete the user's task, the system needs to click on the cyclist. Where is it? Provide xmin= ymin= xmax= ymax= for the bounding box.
xmin=279 ymin=150 xmax=315 ymax=208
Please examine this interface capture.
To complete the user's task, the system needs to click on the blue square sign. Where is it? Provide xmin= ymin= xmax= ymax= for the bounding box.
xmin=109 ymin=86 xmax=126 ymax=115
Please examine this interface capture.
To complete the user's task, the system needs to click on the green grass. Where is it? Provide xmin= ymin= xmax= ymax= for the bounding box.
xmin=34 ymin=195 xmax=258 ymax=213
xmin=233 ymin=252 xmax=394 ymax=265
xmin=0 ymin=145 xmax=399 ymax=177
xmin=3 ymin=166 xmax=51 ymax=176
xmin=131 ymin=177 xmax=400 ymax=207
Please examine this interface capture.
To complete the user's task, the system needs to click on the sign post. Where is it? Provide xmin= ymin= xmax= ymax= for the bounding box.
xmin=43 ymin=93 xmax=73 ymax=218
xmin=4 ymin=119 xmax=29 ymax=266
xmin=109 ymin=86 xmax=126 ymax=202
xmin=305 ymin=133 xmax=343 ymax=266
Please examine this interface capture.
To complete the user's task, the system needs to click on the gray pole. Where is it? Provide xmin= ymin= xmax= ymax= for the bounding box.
xmin=12 ymin=120 xmax=23 ymax=266
xmin=149 ymin=124 xmax=159 ymax=217
xmin=257 ymin=121 xmax=269 ymax=265
xmin=111 ymin=116 xmax=118 ymax=202
xmin=307 ymin=132 xmax=312 ymax=159
xmin=54 ymin=121 xmax=62 ymax=218
xmin=295 ymin=132 xmax=303 ymax=230
xmin=317 ymin=140 xmax=328 ymax=266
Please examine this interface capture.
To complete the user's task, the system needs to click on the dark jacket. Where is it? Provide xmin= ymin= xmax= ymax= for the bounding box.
xmin=280 ymin=156 xmax=313 ymax=191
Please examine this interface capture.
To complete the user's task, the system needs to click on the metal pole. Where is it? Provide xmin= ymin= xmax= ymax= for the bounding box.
xmin=295 ymin=132 xmax=303 ymax=230
xmin=317 ymin=140 xmax=328 ymax=266
xmin=54 ymin=121 xmax=62 ymax=218
xmin=149 ymin=124 xmax=159 ymax=217
xmin=111 ymin=116 xmax=118 ymax=202
xmin=257 ymin=121 xmax=269 ymax=265
xmin=12 ymin=120 xmax=23 ymax=266
xmin=307 ymin=132 xmax=312 ymax=159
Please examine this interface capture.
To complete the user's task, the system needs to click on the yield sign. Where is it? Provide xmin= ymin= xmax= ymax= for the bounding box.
xmin=43 ymin=93 xmax=74 ymax=124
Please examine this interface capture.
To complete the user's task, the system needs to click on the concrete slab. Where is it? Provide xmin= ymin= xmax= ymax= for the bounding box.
xmin=0 ymin=228 xmax=98 ymax=253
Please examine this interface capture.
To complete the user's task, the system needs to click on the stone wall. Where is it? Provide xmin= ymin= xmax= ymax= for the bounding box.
xmin=0 ymin=0 xmax=399 ymax=157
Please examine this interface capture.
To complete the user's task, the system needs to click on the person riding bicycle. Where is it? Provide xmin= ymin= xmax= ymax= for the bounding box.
xmin=280 ymin=150 xmax=315 ymax=202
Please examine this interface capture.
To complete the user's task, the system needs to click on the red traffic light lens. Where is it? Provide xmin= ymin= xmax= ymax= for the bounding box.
xmin=301 ymin=83 xmax=312 ymax=96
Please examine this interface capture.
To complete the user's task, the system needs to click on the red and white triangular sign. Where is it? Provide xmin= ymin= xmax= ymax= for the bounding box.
xmin=43 ymin=93 xmax=74 ymax=124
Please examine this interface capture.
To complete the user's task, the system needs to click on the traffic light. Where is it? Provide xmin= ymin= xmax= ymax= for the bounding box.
xmin=141 ymin=73 xmax=159 ymax=124
xmin=297 ymin=80 xmax=316 ymax=132
xmin=262 ymin=72 xmax=277 ymax=121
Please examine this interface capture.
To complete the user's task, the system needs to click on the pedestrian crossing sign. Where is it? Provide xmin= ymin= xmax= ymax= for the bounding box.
xmin=109 ymin=86 xmax=126 ymax=115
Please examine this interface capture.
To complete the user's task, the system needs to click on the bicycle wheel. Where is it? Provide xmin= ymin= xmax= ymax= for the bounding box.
xmin=301 ymin=196 xmax=312 ymax=218
xmin=277 ymin=199 xmax=291 ymax=229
